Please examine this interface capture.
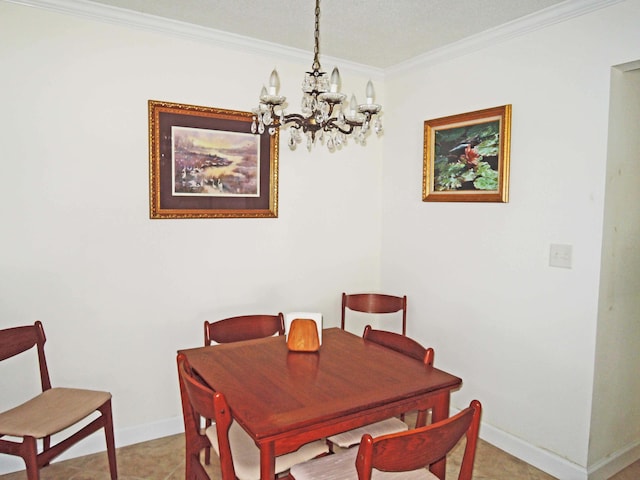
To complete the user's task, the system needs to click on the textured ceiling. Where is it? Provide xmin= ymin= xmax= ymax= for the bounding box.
xmin=85 ymin=0 xmax=567 ymax=68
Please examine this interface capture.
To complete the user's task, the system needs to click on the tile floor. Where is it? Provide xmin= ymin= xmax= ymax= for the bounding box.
xmin=1 ymin=432 xmax=639 ymax=480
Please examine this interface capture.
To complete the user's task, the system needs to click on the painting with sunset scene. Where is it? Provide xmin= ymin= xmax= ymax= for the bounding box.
xmin=172 ymin=127 xmax=259 ymax=197
xmin=423 ymin=105 xmax=511 ymax=203
xmin=149 ymin=100 xmax=278 ymax=218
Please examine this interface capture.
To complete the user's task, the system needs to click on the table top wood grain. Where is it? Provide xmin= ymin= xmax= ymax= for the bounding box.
xmin=180 ymin=328 xmax=462 ymax=444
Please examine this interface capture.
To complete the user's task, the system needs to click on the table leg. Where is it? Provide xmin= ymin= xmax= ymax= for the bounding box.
xmin=429 ymin=391 xmax=451 ymax=479
xmin=259 ymin=442 xmax=276 ymax=480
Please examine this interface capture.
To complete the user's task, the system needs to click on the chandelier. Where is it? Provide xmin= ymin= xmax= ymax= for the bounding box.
xmin=251 ymin=0 xmax=383 ymax=152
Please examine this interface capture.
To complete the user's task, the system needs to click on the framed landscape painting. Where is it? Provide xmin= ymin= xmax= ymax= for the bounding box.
xmin=149 ymin=100 xmax=278 ymax=218
xmin=423 ymin=105 xmax=511 ymax=203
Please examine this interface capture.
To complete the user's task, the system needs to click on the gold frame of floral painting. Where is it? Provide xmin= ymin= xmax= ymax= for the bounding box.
xmin=423 ymin=105 xmax=511 ymax=203
xmin=149 ymin=100 xmax=278 ymax=218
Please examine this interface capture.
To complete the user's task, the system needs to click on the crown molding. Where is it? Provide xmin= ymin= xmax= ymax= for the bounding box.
xmin=5 ymin=0 xmax=383 ymax=78
xmin=387 ymin=0 xmax=624 ymax=75
xmin=6 ymin=0 xmax=623 ymax=78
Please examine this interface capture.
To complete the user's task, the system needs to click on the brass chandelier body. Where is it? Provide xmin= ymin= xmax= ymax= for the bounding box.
xmin=251 ymin=0 xmax=383 ymax=151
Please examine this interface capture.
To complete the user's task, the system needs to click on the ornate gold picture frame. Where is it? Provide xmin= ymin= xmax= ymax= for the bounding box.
xmin=149 ymin=100 xmax=278 ymax=218
xmin=423 ymin=105 xmax=511 ymax=203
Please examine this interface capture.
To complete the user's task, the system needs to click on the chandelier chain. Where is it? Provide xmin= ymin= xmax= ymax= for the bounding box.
xmin=312 ymin=0 xmax=321 ymax=72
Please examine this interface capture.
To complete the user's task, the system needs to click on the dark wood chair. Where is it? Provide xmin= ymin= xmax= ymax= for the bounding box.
xmin=363 ymin=325 xmax=434 ymax=427
xmin=204 ymin=313 xmax=285 ymax=345
xmin=326 ymin=325 xmax=434 ymax=450
xmin=0 ymin=321 xmax=117 ymax=480
xmin=290 ymin=400 xmax=482 ymax=480
xmin=177 ymin=353 xmax=328 ymax=480
xmin=363 ymin=325 xmax=433 ymax=365
xmin=342 ymin=293 xmax=407 ymax=335
xmin=202 ymin=313 xmax=286 ymax=464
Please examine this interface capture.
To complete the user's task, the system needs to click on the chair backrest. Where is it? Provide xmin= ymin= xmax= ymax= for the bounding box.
xmin=177 ymin=353 xmax=236 ymax=480
xmin=342 ymin=293 xmax=407 ymax=335
xmin=204 ymin=313 xmax=285 ymax=345
xmin=0 ymin=321 xmax=51 ymax=392
xmin=355 ymin=400 xmax=482 ymax=480
xmin=362 ymin=325 xmax=433 ymax=366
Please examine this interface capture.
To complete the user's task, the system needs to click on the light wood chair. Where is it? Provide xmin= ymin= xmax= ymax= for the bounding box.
xmin=326 ymin=326 xmax=434 ymax=450
xmin=177 ymin=353 xmax=329 ymax=480
xmin=0 ymin=321 xmax=117 ymax=480
xmin=204 ymin=313 xmax=285 ymax=345
xmin=342 ymin=293 xmax=407 ymax=335
xmin=290 ymin=400 xmax=482 ymax=480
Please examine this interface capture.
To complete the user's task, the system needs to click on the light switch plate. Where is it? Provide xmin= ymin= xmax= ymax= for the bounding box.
xmin=549 ymin=244 xmax=572 ymax=268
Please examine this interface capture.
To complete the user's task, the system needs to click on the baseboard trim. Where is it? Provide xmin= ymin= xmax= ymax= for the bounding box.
xmin=586 ymin=440 xmax=640 ymax=480
xmin=0 ymin=416 xmax=183 ymax=475
xmin=479 ymin=421 xmax=588 ymax=479
xmin=479 ymin=421 xmax=640 ymax=480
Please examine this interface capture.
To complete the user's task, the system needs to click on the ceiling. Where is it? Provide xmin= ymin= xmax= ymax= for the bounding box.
xmin=85 ymin=0 xmax=567 ymax=68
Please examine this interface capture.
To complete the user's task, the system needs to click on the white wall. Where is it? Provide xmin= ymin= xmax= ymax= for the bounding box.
xmin=381 ymin=0 xmax=640 ymax=478
xmin=0 ymin=0 xmax=384 ymax=473
xmin=590 ymin=63 xmax=640 ymax=474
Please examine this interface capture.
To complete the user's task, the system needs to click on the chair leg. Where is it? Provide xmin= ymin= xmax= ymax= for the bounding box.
xmin=326 ymin=438 xmax=335 ymax=453
xmin=22 ymin=436 xmax=40 ymax=480
xmin=100 ymin=400 xmax=118 ymax=480
xmin=204 ymin=418 xmax=211 ymax=464
xmin=187 ymin=451 xmax=208 ymax=480
xmin=42 ymin=435 xmax=51 ymax=467
xmin=185 ymin=438 xmax=194 ymax=480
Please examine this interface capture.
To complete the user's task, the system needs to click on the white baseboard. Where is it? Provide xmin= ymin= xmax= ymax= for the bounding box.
xmin=479 ymin=420 xmax=588 ymax=479
xmin=480 ymin=420 xmax=640 ymax=480
xmin=586 ymin=439 xmax=640 ymax=480
xmin=0 ymin=416 xmax=183 ymax=475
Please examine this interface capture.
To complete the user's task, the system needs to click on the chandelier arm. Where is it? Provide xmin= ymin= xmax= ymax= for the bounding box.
xmin=281 ymin=113 xmax=311 ymax=125
xmin=343 ymin=115 xmax=371 ymax=128
xmin=322 ymin=120 xmax=355 ymax=135
xmin=280 ymin=115 xmax=324 ymax=134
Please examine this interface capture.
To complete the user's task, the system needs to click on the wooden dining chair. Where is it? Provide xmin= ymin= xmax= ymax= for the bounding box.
xmin=326 ymin=326 xmax=434 ymax=450
xmin=0 ymin=321 xmax=117 ymax=480
xmin=202 ymin=313 xmax=286 ymax=464
xmin=204 ymin=313 xmax=285 ymax=345
xmin=362 ymin=325 xmax=433 ymax=365
xmin=342 ymin=293 xmax=407 ymax=335
xmin=289 ymin=400 xmax=482 ymax=480
xmin=177 ymin=353 xmax=329 ymax=480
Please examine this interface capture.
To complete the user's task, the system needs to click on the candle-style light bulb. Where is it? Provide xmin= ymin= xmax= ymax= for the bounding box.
xmin=365 ymin=80 xmax=375 ymax=105
xmin=269 ymin=69 xmax=280 ymax=95
xmin=260 ymin=86 xmax=267 ymax=99
xmin=330 ymin=67 xmax=341 ymax=93
xmin=349 ymin=94 xmax=358 ymax=115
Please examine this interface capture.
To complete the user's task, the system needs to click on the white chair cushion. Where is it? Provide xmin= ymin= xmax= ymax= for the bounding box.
xmin=289 ymin=447 xmax=438 ymax=480
xmin=327 ymin=417 xmax=408 ymax=448
xmin=0 ymin=387 xmax=111 ymax=438
xmin=206 ymin=421 xmax=329 ymax=480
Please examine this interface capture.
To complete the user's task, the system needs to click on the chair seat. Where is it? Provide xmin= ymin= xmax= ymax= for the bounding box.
xmin=206 ymin=421 xmax=329 ymax=480
xmin=327 ymin=417 xmax=408 ymax=449
xmin=0 ymin=387 xmax=112 ymax=438
xmin=289 ymin=447 xmax=438 ymax=480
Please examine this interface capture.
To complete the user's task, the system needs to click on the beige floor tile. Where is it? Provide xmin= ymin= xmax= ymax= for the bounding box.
xmin=1 ymin=433 xmax=638 ymax=479
xmin=609 ymin=458 xmax=640 ymax=480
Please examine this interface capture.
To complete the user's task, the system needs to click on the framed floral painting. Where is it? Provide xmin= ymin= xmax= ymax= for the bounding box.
xmin=423 ymin=105 xmax=511 ymax=202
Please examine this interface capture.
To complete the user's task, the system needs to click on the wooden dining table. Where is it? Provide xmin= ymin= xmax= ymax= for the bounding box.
xmin=179 ymin=327 xmax=462 ymax=480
